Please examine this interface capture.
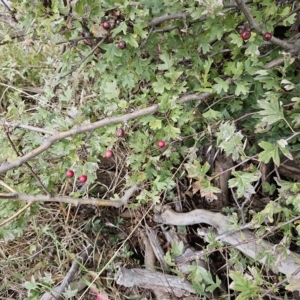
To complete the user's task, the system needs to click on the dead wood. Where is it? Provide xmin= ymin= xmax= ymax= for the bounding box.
xmin=278 ymin=158 xmax=300 ymax=181
xmin=139 ymin=229 xmax=171 ymax=299
xmin=154 ymin=206 xmax=300 ymax=280
xmin=145 ymin=227 xmax=170 ymax=272
xmin=213 ymin=153 xmax=234 ymax=207
xmin=115 ymin=267 xmax=195 ymax=297
xmin=40 ymin=244 xmax=93 ymax=300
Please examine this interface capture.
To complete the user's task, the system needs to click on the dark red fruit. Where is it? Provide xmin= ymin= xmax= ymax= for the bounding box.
xmin=102 ymin=21 xmax=111 ymax=30
xmin=141 ymin=52 xmax=150 ymax=59
xmin=116 ymin=128 xmax=125 ymax=137
xmin=158 ymin=140 xmax=166 ymax=148
xmin=241 ymin=30 xmax=251 ymax=40
xmin=66 ymin=170 xmax=74 ymax=178
xmin=263 ymin=32 xmax=272 ymax=41
xmin=78 ymin=175 xmax=87 ymax=183
xmin=118 ymin=41 xmax=126 ymax=49
xmin=105 ymin=150 xmax=114 ymax=158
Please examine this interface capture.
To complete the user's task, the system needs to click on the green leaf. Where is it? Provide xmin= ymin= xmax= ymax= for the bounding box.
xmin=164 ymin=251 xmax=176 ymax=266
xmin=170 ymin=241 xmax=184 ymax=258
xmin=258 ymin=141 xmax=280 ymax=166
xmin=101 ymin=43 xmax=123 ymax=61
xmin=134 ymin=22 xmax=148 ymax=39
xmin=277 ymin=139 xmax=293 ymax=160
xmin=235 ymin=81 xmax=250 ymax=96
xmin=124 ymin=34 xmax=139 ymax=48
xmin=203 ymin=109 xmax=222 ymax=120
xmin=230 ymin=271 xmax=260 ymax=299
xmin=149 ymin=118 xmax=162 ymax=130
xmin=158 ymin=53 xmax=174 ymax=70
xmin=213 ymin=77 xmax=229 ymax=94
xmin=228 ymin=169 xmax=261 ymax=198
xmin=102 ymin=80 xmax=120 ymax=100
xmin=216 ymin=123 xmax=245 ymax=161
xmin=111 ymin=22 xmax=128 ymax=37
xmin=257 ymin=96 xmax=284 ymax=126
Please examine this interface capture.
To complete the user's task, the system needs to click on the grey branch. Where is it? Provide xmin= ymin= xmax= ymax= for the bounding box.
xmin=40 ymin=245 xmax=93 ymax=300
xmin=0 ymin=184 xmax=139 ymax=208
xmin=115 ymin=267 xmax=195 ymax=297
xmin=154 ymin=206 xmax=300 ymax=281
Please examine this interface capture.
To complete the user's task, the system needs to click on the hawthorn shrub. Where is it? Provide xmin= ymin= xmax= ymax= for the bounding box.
xmin=1 ymin=0 xmax=300 ymax=299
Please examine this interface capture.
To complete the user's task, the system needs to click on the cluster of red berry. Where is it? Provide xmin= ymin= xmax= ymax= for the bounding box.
xmin=240 ymin=30 xmax=272 ymax=41
xmin=66 ymin=128 xmax=166 ymax=181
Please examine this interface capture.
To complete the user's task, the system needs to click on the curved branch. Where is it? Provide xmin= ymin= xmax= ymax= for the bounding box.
xmin=154 ymin=206 xmax=300 ymax=280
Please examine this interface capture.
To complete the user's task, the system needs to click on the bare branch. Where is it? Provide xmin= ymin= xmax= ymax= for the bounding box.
xmin=0 ymin=184 xmax=139 ymax=209
xmin=2 ymin=121 xmax=55 ymax=135
xmin=147 ymin=12 xmax=190 ymax=27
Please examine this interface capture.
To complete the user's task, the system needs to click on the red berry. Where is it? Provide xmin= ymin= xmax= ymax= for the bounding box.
xmin=118 ymin=41 xmax=126 ymax=49
xmin=116 ymin=128 xmax=125 ymax=137
xmin=105 ymin=150 xmax=114 ymax=158
xmin=102 ymin=21 xmax=111 ymax=30
xmin=241 ymin=30 xmax=251 ymax=41
xmin=263 ymin=32 xmax=272 ymax=41
xmin=66 ymin=170 xmax=74 ymax=178
xmin=204 ymin=98 xmax=209 ymax=103
xmin=141 ymin=52 xmax=150 ymax=59
xmin=158 ymin=140 xmax=166 ymax=148
xmin=78 ymin=175 xmax=87 ymax=183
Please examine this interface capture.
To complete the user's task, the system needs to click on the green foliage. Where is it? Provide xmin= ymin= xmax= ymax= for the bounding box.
xmin=1 ymin=0 xmax=300 ymax=298
xmin=230 ymin=268 xmax=264 ymax=300
xmin=228 ymin=167 xmax=261 ymax=199
xmin=187 ymin=265 xmax=221 ymax=295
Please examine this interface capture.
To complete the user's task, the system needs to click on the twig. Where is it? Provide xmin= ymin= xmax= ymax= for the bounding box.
xmin=56 ymin=36 xmax=102 ymax=45
xmin=0 ymin=184 xmax=139 ymax=222
xmin=0 ymin=105 xmax=159 ymax=174
xmin=0 ymin=179 xmax=16 ymax=192
xmin=60 ymin=37 xmax=107 ymax=79
xmin=0 ymin=202 xmax=31 ymax=227
xmin=3 ymin=121 xmax=55 ymax=135
xmin=4 ymin=127 xmax=51 ymax=195
xmin=260 ymin=266 xmax=300 ymax=298
xmin=147 ymin=12 xmax=190 ymax=27
xmin=0 ymin=0 xmax=11 ymax=11
xmin=147 ymin=1 xmax=252 ymax=29
xmin=275 ymin=6 xmax=300 ymax=25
